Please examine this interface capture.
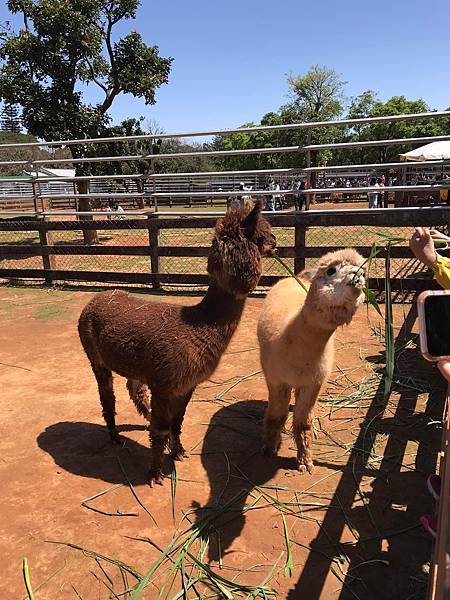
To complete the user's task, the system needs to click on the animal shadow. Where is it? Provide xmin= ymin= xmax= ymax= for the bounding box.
xmin=37 ymin=422 xmax=152 ymax=485
xmin=196 ymin=399 xmax=296 ymax=561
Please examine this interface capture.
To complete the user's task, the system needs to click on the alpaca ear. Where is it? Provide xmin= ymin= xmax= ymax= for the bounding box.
xmin=241 ymin=199 xmax=263 ymax=239
xmin=299 ymin=268 xmax=316 ymax=282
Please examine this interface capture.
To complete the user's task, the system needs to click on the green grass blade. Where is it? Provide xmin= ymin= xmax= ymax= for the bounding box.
xmin=171 ymin=461 xmax=177 ymax=523
xmin=384 ymin=243 xmax=394 ymax=400
xmin=272 ymin=253 xmax=308 ymax=292
xmin=22 ymin=558 xmax=35 ymax=600
xmin=363 ymin=287 xmax=382 ymax=317
xmin=281 ymin=514 xmax=293 ymax=578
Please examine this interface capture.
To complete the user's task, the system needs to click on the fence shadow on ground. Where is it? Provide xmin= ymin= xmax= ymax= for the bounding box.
xmin=286 ymin=305 xmax=446 ymax=600
xmin=196 ymin=306 xmax=446 ymax=599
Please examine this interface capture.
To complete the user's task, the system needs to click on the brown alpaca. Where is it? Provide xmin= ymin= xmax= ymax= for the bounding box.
xmin=78 ymin=201 xmax=275 ymax=486
xmin=257 ymin=249 xmax=366 ymax=473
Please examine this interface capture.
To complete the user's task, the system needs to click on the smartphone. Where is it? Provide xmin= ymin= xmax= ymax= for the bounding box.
xmin=418 ymin=290 xmax=450 ymax=361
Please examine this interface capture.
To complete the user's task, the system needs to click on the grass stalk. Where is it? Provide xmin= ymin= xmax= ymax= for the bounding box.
xmin=22 ymin=558 xmax=35 ymax=600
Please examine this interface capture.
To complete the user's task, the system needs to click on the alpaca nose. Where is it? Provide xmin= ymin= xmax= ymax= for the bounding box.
xmin=347 ymin=269 xmax=365 ymax=288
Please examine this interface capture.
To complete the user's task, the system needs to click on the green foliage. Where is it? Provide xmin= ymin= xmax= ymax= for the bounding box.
xmin=212 ymin=65 xmax=347 ymax=172
xmin=0 ymin=129 xmax=71 ymax=175
xmin=207 ymin=64 xmax=448 ymax=173
xmin=0 ymin=0 xmax=172 ymax=145
xmin=1 ymin=100 xmax=22 ymax=132
xmin=283 ymin=64 xmax=346 ymax=124
xmin=338 ymin=94 xmax=449 ymax=165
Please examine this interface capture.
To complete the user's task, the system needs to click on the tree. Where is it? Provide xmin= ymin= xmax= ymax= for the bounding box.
xmin=364 ymin=96 xmax=444 ymax=163
xmin=283 ymin=65 xmax=346 ymax=124
xmin=0 ymin=0 xmax=172 ymax=242
xmin=1 ymin=101 xmax=21 ymax=132
xmin=281 ymin=65 xmax=347 ymax=191
xmin=0 ymin=129 xmax=71 ymax=176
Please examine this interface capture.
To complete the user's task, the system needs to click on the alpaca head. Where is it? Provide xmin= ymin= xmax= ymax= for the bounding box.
xmin=208 ymin=200 xmax=276 ymax=297
xmin=301 ymin=248 xmax=366 ymax=328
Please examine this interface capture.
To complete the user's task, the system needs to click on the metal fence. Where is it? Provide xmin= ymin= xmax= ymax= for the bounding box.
xmin=1 ymin=111 xmax=450 ymax=290
xmin=0 ymin=109 xmax=449 ymax=212
xmin=1 ymin=207 xmax=448 ymax=292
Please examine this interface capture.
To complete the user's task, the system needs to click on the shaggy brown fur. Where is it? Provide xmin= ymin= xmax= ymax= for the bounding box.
xmin=78 ymin=201 xmax=275 ymax=486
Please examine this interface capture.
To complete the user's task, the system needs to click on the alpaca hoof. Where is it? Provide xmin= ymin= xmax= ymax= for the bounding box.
xmin=171 ymin=447 xmax=188 ymax=461
xmin=148 ymin=469 xmax=165 ymax=487
xmin=296 ymin=459 xmax=314 ymax=475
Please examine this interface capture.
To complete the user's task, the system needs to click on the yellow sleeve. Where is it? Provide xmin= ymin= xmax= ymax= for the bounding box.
xmin=432 ymin=254 xmax=450 ymax=289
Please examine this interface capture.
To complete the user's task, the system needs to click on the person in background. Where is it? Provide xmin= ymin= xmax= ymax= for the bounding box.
xmin=367 ymin=177 xmax=379 ymax=208
xmin=377 ymin=176 xmax=385 ymax=208
xmin=439 ymin=174 xmax=449 ymax=206
xmin=274 ymin=181 xmax=283 ymax=210
xmin=115 ymin=202 xmax=125 ymax=219
xmin=298 ymin=176 xmax=308 ymax=211
xmin=409 ymin=226 xmax=450 ymax=536
xmin=106 ymin=199 xmax=114 ymax=220
xmin=265 ymin=178 xmax=275 ymax=211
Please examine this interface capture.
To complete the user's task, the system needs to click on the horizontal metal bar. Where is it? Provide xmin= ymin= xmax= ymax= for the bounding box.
xmin=303 ymin=183 xmax=450 ymax=195
xmin=151 ymin=188 xmax=298 ymax=197
xmin=148 ymin=183 xmax=450 ymax=198
xmin=0 ymin=160 xmax=446 ymax=184
xmin=0 ymin=167 xmax=302 ymax=184
xmin=0 ymin=146 xmax=302 ymax=168
xmin=1 ymin=205 xmax=448 ymax=220
xmin=304 ymin=159 xmax=450 ymax=172
xmin=0 ymin=173 xmax=147 ymax=183
xmin=2 ymin=134 xmax=449 ymax=169
xmin=0 ymin=192 xmax=148 ymax=200
xmin=304 ymin=135 xmax=450 ymax=151
xmin=1 ymin=111 xmax=449 ymax=149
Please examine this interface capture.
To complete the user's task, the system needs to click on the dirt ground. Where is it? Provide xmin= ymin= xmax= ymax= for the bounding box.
xmin=0 ymin=283 xmax=446 ymax=599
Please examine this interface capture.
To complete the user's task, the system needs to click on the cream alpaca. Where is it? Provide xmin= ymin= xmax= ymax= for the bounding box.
xmin=257 ymin=249 xmax=366 ymax=473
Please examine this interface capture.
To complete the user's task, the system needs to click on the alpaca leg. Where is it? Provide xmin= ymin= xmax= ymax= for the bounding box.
xmin=148 ymin=397 xmax=171 ymax=487
xmin=92 ymin=365 xmax=120 ymax=444
xmin=262 ymin=382 xmax=292 ymax=456
xmin=170 ymin=390 xmax=194 ymax=461
xmin=126 ymin=379 xmax=151 ymax=421
xmin=293 ymin=384 xmax=321 ymax=474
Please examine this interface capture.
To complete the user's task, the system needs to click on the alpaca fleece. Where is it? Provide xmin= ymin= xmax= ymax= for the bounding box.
xmin=257 ymin=248 xmax=366 ymax=473
xmin=79 ymin=201 xmax=275 ymax=486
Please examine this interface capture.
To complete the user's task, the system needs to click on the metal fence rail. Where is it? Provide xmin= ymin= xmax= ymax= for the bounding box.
xmin=0 ymin=109 xmax=448 ymax=148
xmin=0 ymin=207 xmax=448 ymax=292
xmin=0 ymin=110 xmax=449 ymax=212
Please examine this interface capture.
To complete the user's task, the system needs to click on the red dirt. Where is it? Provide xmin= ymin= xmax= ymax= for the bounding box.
xmin=0 ymin=285 xmax=444 ymax=599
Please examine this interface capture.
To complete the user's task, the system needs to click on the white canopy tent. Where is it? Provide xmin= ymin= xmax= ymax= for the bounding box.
xmin=400 ymin=141 xmax=450 ymax=162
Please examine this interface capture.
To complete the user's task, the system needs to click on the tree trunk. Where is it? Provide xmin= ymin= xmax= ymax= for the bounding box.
xmin=77 ymin=179 xmax=99 ymax=245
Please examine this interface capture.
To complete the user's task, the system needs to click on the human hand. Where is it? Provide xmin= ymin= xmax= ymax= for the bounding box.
xmin=409 ymin=227 xmax=438 ymax=268
xmin=430 ymin=229 xmax=450 ymax=243
xmin=438 ymin=359 xmax=450 ymax=382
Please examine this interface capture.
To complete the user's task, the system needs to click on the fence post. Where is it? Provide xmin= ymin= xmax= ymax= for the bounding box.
xmin=147 ymin=213 xmax=160 ymax=289
xmin=294 ymin=213 xmax=307 ymax=273
xmin=38 ymin=216 xmax=55 ymax=284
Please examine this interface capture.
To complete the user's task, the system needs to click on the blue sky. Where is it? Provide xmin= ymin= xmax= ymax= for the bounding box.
xmin=1 ymin=0 xmax=450 ymax=135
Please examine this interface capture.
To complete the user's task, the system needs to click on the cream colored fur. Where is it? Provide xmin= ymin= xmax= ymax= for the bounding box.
xmin=257 ymin=248 xmax=366 ymax=473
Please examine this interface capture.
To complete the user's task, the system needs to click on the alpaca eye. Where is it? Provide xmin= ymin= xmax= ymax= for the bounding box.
xmin=326 ymin=267 xmax=336 ymax=276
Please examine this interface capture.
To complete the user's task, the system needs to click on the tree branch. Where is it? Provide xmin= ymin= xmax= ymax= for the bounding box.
xmin=105 ymin=16 xmax=117 ymax=85
xmin=16 ymin=1 xmax=30 ymax=31
xmin=100 ymin=87 xmax=119 ymax=114
xmin=85 ymin=57 xmax=108 ymax=93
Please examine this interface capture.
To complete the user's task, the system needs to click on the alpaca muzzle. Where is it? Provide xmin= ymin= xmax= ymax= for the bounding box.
xmin=347 ymin=270 xmax=365 ymax=290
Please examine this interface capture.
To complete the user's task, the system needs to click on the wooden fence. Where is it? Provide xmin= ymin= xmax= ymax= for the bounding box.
xmin=1 ymin=208 xmax=449 ymax=291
